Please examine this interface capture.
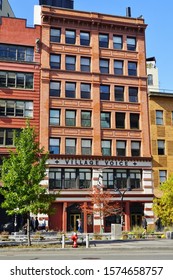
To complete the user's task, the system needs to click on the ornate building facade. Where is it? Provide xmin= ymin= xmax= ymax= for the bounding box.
xmin=35 ymin=4 xmax=154 ymax=232
xmin=0 ymin=1 xmax=154 ymax=233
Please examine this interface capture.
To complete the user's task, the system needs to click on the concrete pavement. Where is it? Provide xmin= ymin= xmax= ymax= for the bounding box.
xmin=90 ymin=238 xmax=173 ymax=250
xmin=0 ymin=238 xmax=173 ymax=252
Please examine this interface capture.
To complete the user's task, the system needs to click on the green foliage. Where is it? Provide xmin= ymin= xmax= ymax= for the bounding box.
xmin=131 ymin=225 xmax=145 ymax=235
xmin=0 ymin=121 xmax=56 ymax=216
xmin=153 ymin=175 xmax=173 ymax=226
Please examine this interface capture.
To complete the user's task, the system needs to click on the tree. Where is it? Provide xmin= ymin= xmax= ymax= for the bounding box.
xmin=153 ymin=175 xmax=173 ymax=226
xmin=80 ymin=187 xmax=121 ymax=233
xmin=0 ymin=121 xmax=56 ymax=246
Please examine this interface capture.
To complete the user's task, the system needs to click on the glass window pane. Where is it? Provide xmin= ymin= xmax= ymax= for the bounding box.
xmin=131 ymin=141 xmax=140 ymax=149
xmin=148 ymin=74 xmax=153 ymax=85
xmin=0 ymin=100 xmax=6 ymax=116
xmin=99 ymin=34 xmax=109 ymax=48
xmin=129 ymin=87 xmax=138 ymax=102
xmin=26 ymin=47 xmax=34 ymax=62
xmin=81 ymin=57 xmax=90 ymax=72
xmin=116 ymin=112 xmax=125 ymax=128
xmin=0 ymin=129 xmax=4 ymax=145
xmin=156 ymin=110 xmax=163 ymax=125
xmin=128 ymin=62 xmax=137 ymax=76
xmin=101 ymin=112 xmax=110 ymax=128
xmin=49 ymin=138 xmax=60 ymax=154
xmin=81 ymin=111 xmax=91 ymax=127
xmin=130 ymin=113 xmax=139 ymax=129
xmin=50 ymin=81 xmax=61 ymax=97
xmin=113 ymin=35 xmax=122 ymax=49
xmin=81 ymin=83 xmax=91 ymax=99
xmin=66 ymin=56 xmax=76 ymax=70
xmin=100 ymin=85 xmax=110 ymax=100
xmin=100 ymin=59 xmax=109 ymax=73
xmin=102 ymin=140 xmax=110 ymax=148
xmin=17 ymin=47 xmax=25 ymax=61
xmin=6 ymin=100 xmax=15 ymax=116
xmin=115 ymin=86 xmax=124 ymax=101
xmin=66 ymin=139 xmax=75 ymax=146
xmin=127 ymin=37 xmax=136 ymax=51
xmin=50 ymin=109 xmax=60 ymax=125
xmin=50 ymin=54 xmax=61 ymax=69
xmin=80 ymin=32 xmax=90 ymax=46
xmin=114 ymin=60 xmax=123 ymax=75
xmin=16 ymin=101 xmax=24 ymax=116
xmin=6 ymin=129 xmax=13 ymax=145
xmin=25 ymin=74 xmax=33 ymax=89
xmin=65 ymin=82 xmax=76 ymax=98
xmin=16 ymin=73 xmax=25 ymax=88
xmin=117 ymin=141 xmax=125 ymax=148
xmin=50 ymin=28 xmax=61 ymax=42
xmin=25 ymin=101 xmax=33 ymax=117
xmin=66 ymin=110 xmax=76 ymax=126
xmin=8 ymin=72 xmax=16 ymax=87
xmin=65 ymin=30 xmax=76 ymax=44
xmin=0 ymin=71 xmax=7 ymax=87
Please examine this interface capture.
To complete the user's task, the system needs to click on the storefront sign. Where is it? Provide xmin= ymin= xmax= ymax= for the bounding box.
xmin=47 ymin=158 xmax=152 ymax=168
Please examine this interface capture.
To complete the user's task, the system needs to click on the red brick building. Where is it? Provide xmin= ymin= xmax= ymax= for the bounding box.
xmin=0 ymin=17 xmax=41 ymax=228
xmin=0 ymin=2 xmax=154 ymax=233
xmin=35 ymin=4 xmax=154 ymax=232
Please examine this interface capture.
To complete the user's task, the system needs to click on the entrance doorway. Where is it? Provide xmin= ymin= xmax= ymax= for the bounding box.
xmin=70 ymin=214 xmax=80 ymax=231
xmin=131 ymin=214 xmax=142 ymax=228
xmin=130 ymin=202 xmax=144 ymax=229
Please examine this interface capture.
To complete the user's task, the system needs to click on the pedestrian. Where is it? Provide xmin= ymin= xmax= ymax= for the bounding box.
xmin=30 ymin=217 xmax=35 ymax=231
xmin=35 ymin=217 xmax=39 ymax=231
xmin=142 ymin=216 xmax=147 ymax=232
xmin=41 ymin=219 xmax=46 ymax=230
xmin=23 ymin=223 xmax=27 ymax=235
xmin=155 ymin=217 xmax=162 ymax=232
xmin=77 ymin=218 xmax=82 ymax=233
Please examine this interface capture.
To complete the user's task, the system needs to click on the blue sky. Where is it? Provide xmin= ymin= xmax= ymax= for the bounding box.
xmin=9 ymin=0 xmax=173 ymax=90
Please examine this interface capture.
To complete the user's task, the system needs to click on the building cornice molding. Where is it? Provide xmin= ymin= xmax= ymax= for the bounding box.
xmin=149 ymin=91 xmax=173 ymax=98
xmin=41 ymin=7 xmax=146 ymax=34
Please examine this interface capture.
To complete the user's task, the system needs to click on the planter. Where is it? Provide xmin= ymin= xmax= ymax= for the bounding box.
xmin=128 ymin=234 xmax=134 ymax=239
xmin=122 ymin=234 xmax=128 ymax=240
xmin=135 ymin=234 xmax=142 ymax=239
xmin=0 ymin=235 xmax=9 ymax=241
xmin=0 ymin=232 xmax=9 ymax=241
xmin=93 ymin=234 xmax=102 ymax=240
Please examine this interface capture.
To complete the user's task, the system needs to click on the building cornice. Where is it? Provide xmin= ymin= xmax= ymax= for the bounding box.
xmin=148 ymin=91 xmax=173 ymax=98
xmin=41 ymin=6 xmax=147 ymax=34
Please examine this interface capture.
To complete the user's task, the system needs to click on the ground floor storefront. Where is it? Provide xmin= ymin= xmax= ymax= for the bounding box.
xmin=0 ymin=156 xmax=154 ymax=233
xmin=48 ymin=200 xmax=153 ymax=233
xmin=44 ymin=157 xmax=154 ymax=233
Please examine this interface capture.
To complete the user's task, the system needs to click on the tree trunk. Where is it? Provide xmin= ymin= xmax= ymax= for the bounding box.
xmin=27 ymin=212 xmax=31 ymax=246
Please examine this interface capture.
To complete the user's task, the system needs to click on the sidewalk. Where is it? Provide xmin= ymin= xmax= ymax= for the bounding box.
xmin=89 ymin=238 xmax=173 ymax=250
xmin=0 ymin=238 xmax=173 ymax=251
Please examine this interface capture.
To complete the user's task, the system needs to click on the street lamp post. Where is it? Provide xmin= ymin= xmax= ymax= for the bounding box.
xmin=14 ymin=208 xmax=19 ymax=235
xmin=114 ymin=185 xmax=131 ymax=230
xmin=14 ymin=213 xmax=17 ymax=235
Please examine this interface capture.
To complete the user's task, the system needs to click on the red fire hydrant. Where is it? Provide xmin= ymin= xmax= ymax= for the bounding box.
xmin=71 ymin=232 xmax=78 ymax=248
